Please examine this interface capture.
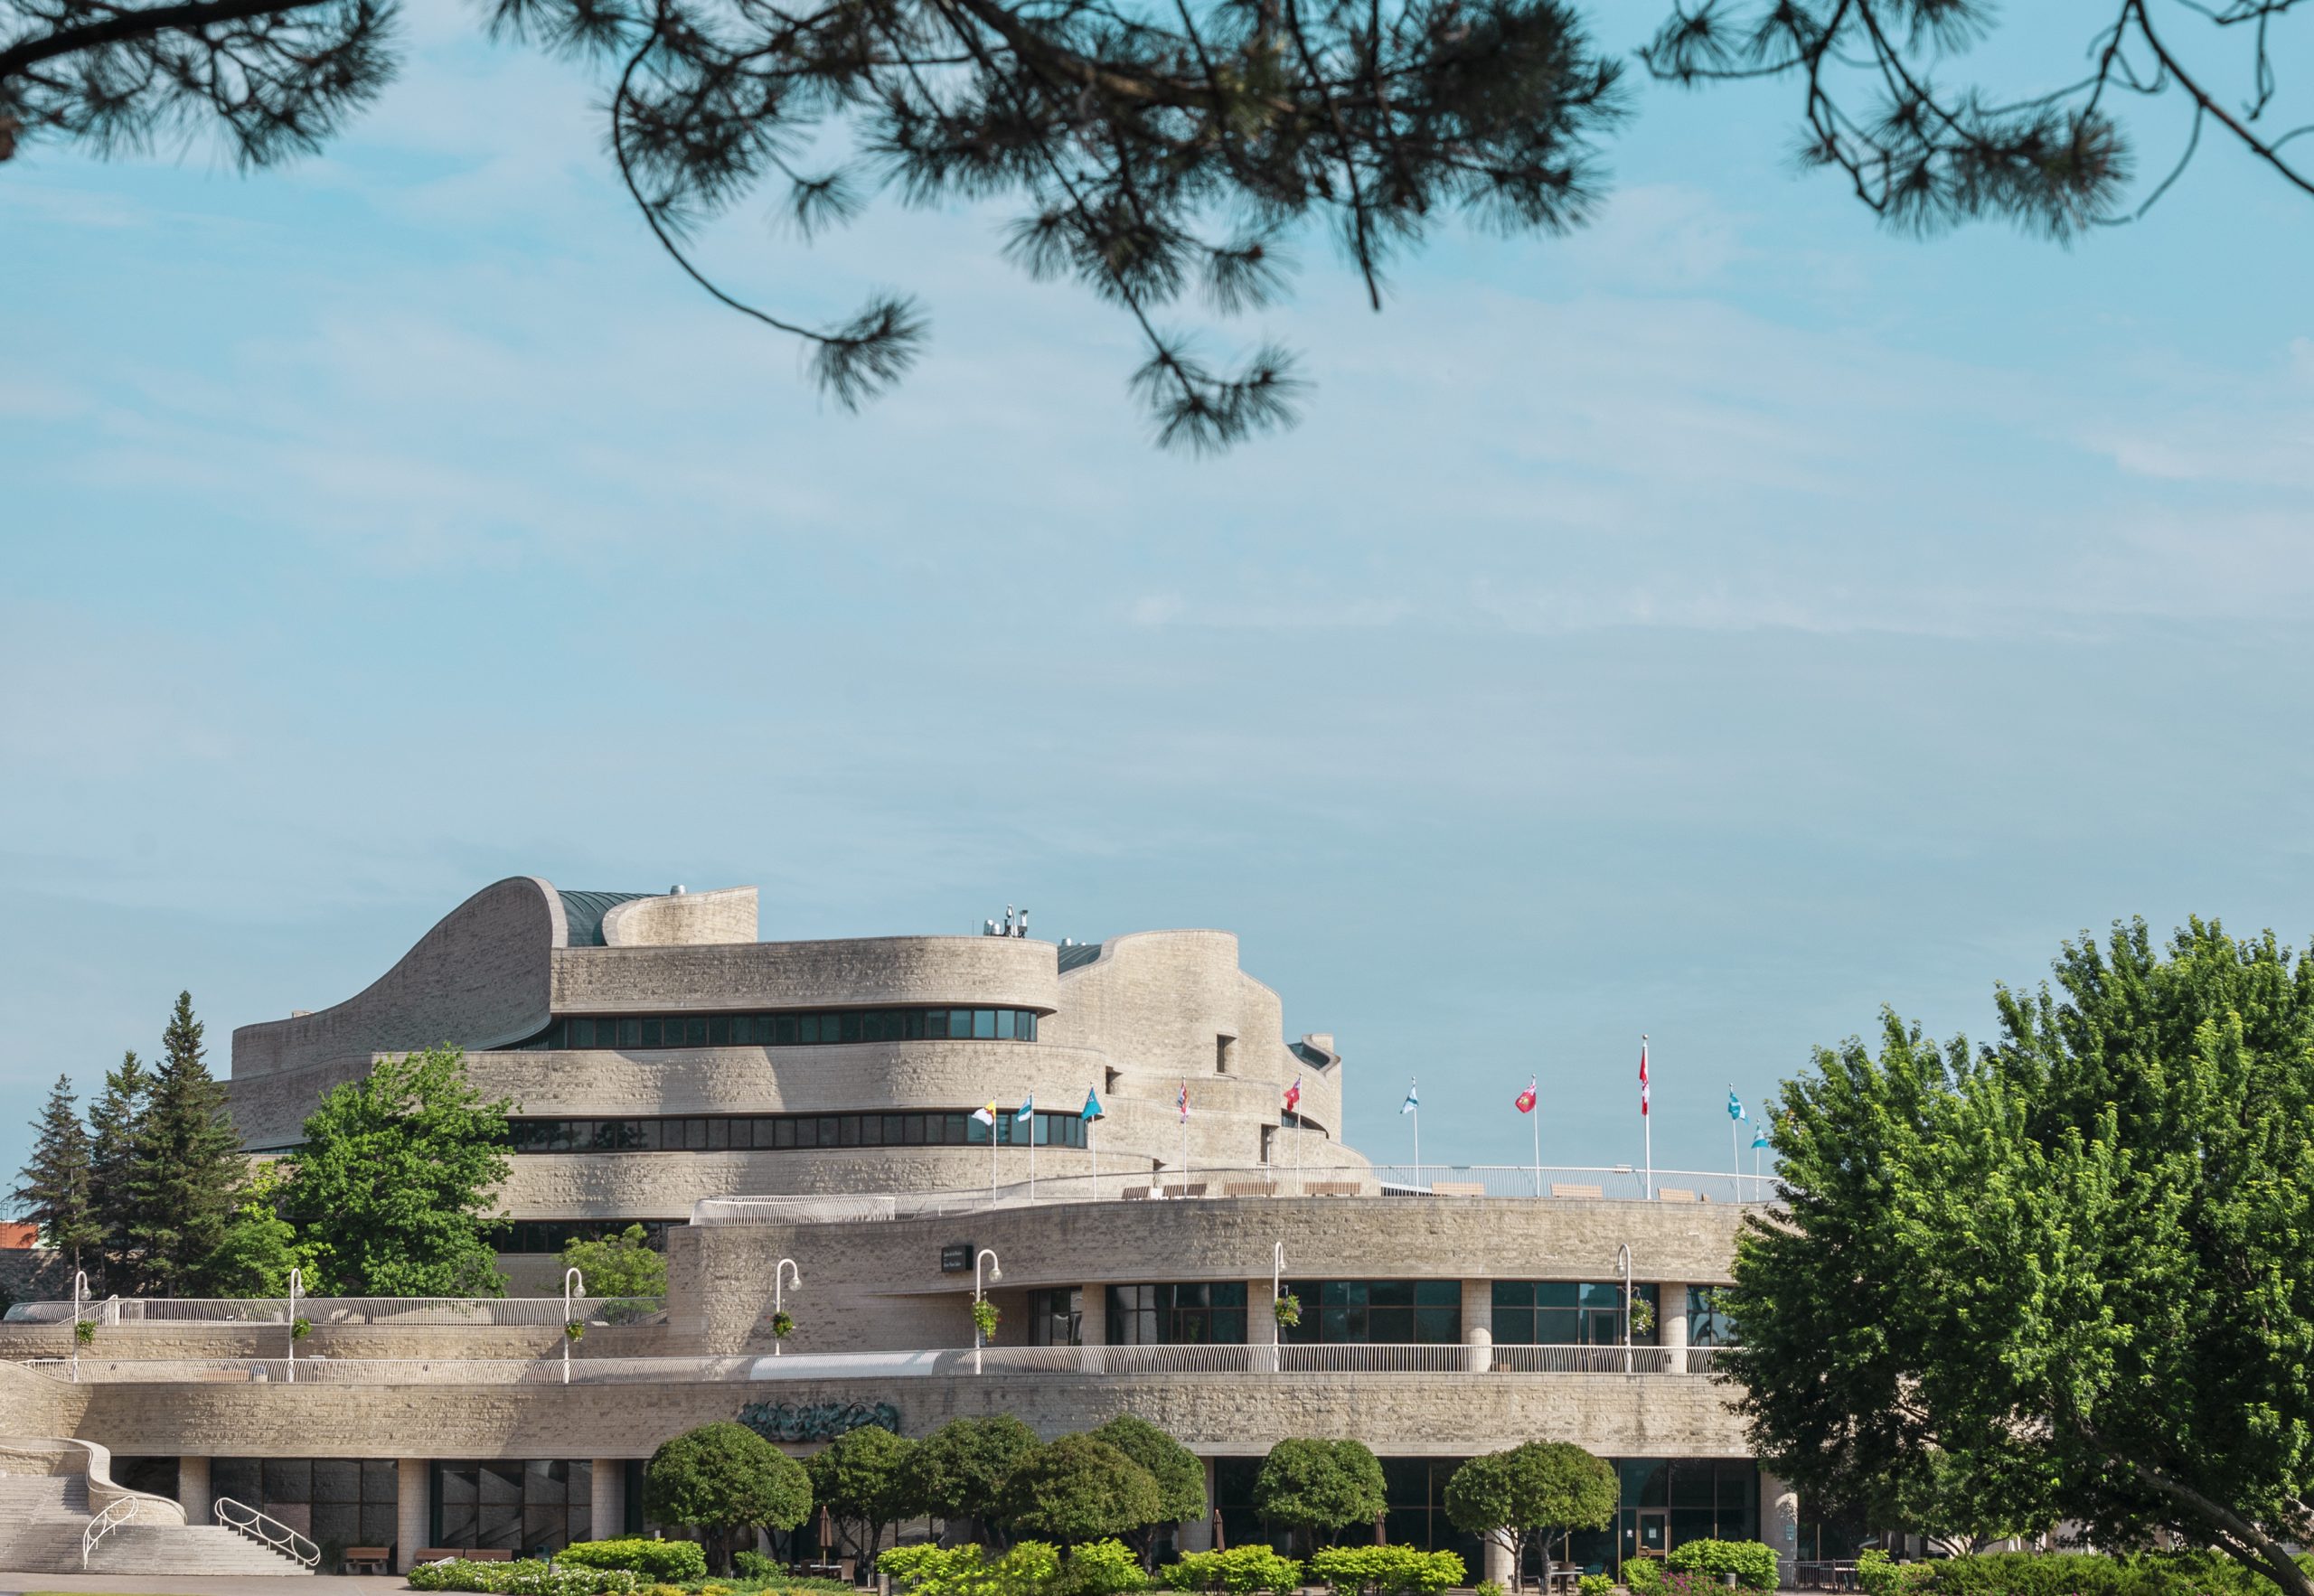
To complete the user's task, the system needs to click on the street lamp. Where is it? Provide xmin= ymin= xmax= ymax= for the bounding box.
xmin=773 ymin=1258 xmax=801 ymax=1357
xmin=287 ymin=1267 xmax=304 ymax=1385
xmin=563 ymin=1267 xmax=584 ymax=1385
xmin=1272 ymin=1243 xmax=1287 ymax=1347
xmin=70 ymin=1269 xmax=87 ymax=1384
xmin=974 ymin=1248 xmax=1002 ymax=1375
xmin=1615 ymin=1244 xmax=1633 ymax=1375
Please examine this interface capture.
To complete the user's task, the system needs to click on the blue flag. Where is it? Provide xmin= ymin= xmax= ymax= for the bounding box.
xmin=1401 ymin=1080 xmax=1419 ymax=1114
xmin=1752 ymin=1125 xmax=1771 ymax=1150
xmin=1014 ymin=1095 xmax=1035 ymax=1122
xmin=1081 ymin=1087 xmax=1103 ymax=1122
xmin=1727 ymin=1087 xmax=1746 ymax=1122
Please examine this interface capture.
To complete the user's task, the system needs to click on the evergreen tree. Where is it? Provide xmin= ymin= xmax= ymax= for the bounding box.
xmin=86 ymin=1049 xmax=148 ymax=1297
xmin=12 ymin=1074 xmax=98 ymax=1276
xmin=283 ymin=1046 xmax=512 ymax=1296
xmin=125 ymin=991 xmax=247 ymax=1297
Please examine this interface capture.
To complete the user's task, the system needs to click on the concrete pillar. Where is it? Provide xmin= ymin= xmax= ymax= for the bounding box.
xmin=1179 ymin=1460 xmax=1218 ymax=1552
xmin=397 ymin=1458 xmax=429 ymax=1573
xmin=1761 ymin=1471 xmax=1798 ymax=1586
xmin=1078 ymin=1284 xmax=1107 ymax=1347
xmin=1483 ymin=1536 xmax=1514 ymax=1589
xmin=593 ymin=1460 xmax=626 ymax=1542
xmin=177 ymin=1456 xmax=212 ymax=1526
xmin=1248 ymin=1284 xmax=1277 ymax=1347
xmin=1460 ymin=1279 xmax=1492 ymax=1341
xmin=1463 ymin=1327 xmax=1493 ymax=1374
xmin=1661 ymin=1284 xmax=1688 ymax=1375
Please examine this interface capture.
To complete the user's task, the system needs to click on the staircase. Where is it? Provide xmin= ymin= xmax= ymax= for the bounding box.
xmin=0 ymin=1473 xmax=315 ymax=1575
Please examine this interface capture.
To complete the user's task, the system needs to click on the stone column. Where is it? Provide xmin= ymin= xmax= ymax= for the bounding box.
xmin=593 ymin=1460 xmax=626 ymax=1542
xmin=1178 ymin=1459 xmax=1218 ymax=1552
xmin=397 ymin=1458 xmax=429 ymax=1573
xmin=1247 ymin=1284 xmax=1277 ymax=1348
xmin=1078 ymin=1285 xmax=1107 ymax=1347
xmin=1761 ymin=1472 xmax=1798 ymax=1587
xmin=177 ymin=1456 xmax=212 ymax=1526
xmin=1660 ymin=1284 xmax=1688 ymax=1375
xmin=1483 ymin=1536 xmax=1514 ymax=1589
xmin=1463 ymin=1327 xmax=1493 ymax=1374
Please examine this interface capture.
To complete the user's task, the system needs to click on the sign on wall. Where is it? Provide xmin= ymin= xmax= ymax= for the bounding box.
xmin=940 ymin=1243 xmax=974 ymax=1272
xmin=739 ymin=1400 xmax=901 ymax=1442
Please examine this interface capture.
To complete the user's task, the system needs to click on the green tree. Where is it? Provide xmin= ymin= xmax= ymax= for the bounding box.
xmin=282 ymin=1046 xmax=512 ymax=1296
xmin=999 ymin=1434 xmax=1164 ymax=1548
xmin=804 ymin=1422 xmax=919 ymax=1563
xmin=1252 ymin=1439 xmax=1386 ymax=1554
xmin=644 ymin=1420 xmax=813 ymax=1574
xmin=125 ymin=991 xmax=247 ymax=1296
xmin=907 ymin=1414 xmax=1042 ymax=1541
xmin=1442 ymin=1443 xmax=1616 ymax=1593
xmin=1091 ymin=1414 xmax=1207 ymax=1564
xmin=1724 ymin=919 xmax=2314 ymax=1596
xmin=202 ymin=1161 xmax=306 ymax=1296
xmin=559 ymin=1223 xmax=667 ymax=1299
xmin=86 ymin=1049 xmax=147 ymax=1296
xmin=12 ymin=1074 xmax=98 ymax=1277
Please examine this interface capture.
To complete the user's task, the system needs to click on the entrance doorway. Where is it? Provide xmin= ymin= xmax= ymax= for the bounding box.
xmin=1636 ymin=1510 xmax=1670 ymax=1560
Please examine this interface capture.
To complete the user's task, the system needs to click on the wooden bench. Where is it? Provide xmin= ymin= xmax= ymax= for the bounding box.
xmin=343 ymin=1546 xmax=391 ymax=1575
xmin=1161 ymin=1183 xmax=1209 ymax=1199
xmin=1549 ymin=1182 xmax=1603 ymax=1199
xmin=1431 ymin=1181 xmax=1486 ymax=1197
xmin=1657 ymin=1188 xmax=1698 ymax=1203
xmin=419 ymin=1548 xmax=513 ymax=1563
xmin=1120 ymin=1187 xmax=1154 ymax=1200
xmin=1303 ymin=1180 xmax=1361 ymax=1197
xmin=1223 ymin=1181 xmax=1277 ymax=1197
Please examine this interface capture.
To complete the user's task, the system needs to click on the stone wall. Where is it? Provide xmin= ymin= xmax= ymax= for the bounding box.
xmin=600 ymin=888 xmax=757 ymax=947
xmin=550 ymin=936 xmax=1059 ymax=1015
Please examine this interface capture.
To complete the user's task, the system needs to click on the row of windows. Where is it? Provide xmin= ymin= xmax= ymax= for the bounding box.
xmin=509 ymin=1007 xmax=1040 ymax=1052
xmin=1019 ymin=1280 xmax=1736 ymax=1348
xmin=435 ymin=1460 xmax=597 ymax=1554
xmin=1108 ymin=1282 xmax=1249 ymax=1346
xmin=505 ymin=1109 xmax=1087 ymax=1154
xmin=1491 ymin=1281 xmax=1664 ymax=1347
xmin=487 ymin=1219 xmax=679 ymax=1255
xmin=1283 ymin=1279 xmax=1464 ymax=1346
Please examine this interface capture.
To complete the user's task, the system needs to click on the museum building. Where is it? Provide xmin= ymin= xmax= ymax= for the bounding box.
xmin=0 ymin=878 xmax=1823 ymax=1581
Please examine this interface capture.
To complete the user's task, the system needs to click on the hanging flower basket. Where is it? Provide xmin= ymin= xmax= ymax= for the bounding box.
xmin=1628 ymin=1297 xmax=1655 ymax=1337
xmin=73 ymin=1319 xmax=95 ymax=1346
xmin=771 ymin=1310 xmax=795 ymax=1341
xmin=972 ymin=1298 xmax=1001 ymax=1341
xmin=290 ymin=1317 xmax=313 ymax=1341
xmin=1274 ymin=1292 xmax=1303 ymax=1329
xmin=564 ymin=1320 xmax=587 ymax=1342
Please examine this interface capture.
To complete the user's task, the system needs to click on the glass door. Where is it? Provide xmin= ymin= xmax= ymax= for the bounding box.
xmin=1637 ymin=1509 xmax=1670 ymax=1560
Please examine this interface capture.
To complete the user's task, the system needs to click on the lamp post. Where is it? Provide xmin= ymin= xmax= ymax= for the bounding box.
xmin=774 ymin=1258 xmax=801 ymax=1356
xmin=287 ymin=1267 xmax=303 ymax=1384
xmin=563 ymin=1267 xmax=583 ymax=1385
xmin=1616 ymin=1244 xmax=1633 ymax=1375
xmin=70 ymin=1269 xmax=87 ymax=1384
xmin=974 ymin=1248 xmax=1002 ymax=1375
xmin=1272 ymin=1243 xmax=1286 ymax=1347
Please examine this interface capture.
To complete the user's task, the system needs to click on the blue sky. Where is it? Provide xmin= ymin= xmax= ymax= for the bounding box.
xmin=5 ymin=0 xmax=2313 ymax=1191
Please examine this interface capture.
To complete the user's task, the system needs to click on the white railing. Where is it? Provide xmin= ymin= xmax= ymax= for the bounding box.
xmin=4 ymin=1295 xmax=665 ymax=1327
xmin=17 ymin=1343 xmax=1733 ymax=1384
xmin=216 ymin=1495 xmax=322 ymax=1567
xmin=691 ymin=1165 xmax=1773 ymax=1225
xmin=83 ymin=1493 xmax=166 ymax=1567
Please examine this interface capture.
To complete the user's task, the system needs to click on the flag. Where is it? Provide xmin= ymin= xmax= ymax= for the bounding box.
xmin=1081 ymin=1087 xmax=1103 ymax=1122
xmin=1727 ymin=1087 xmax=1745 ymax=1122
xmin=1639 ymin=1039 xmax=1651 ymax=1117
xmin=971 ymin=1103 xmax=997 ymax=1127
xmin=1284 ymin=1077 xmax=1302 ymax=1114
xmin=1177 ymin=1082 xmax=1190 ymax=1122
xmin=1515 ymin=1078 xmax=1538 ymax=1114
xmin=1753 ymin=1125 xmax=1771 ymax=1150
xmin=1014 ymin=1096 xmax=1035 ymax=1122
xmin=1401 ymin=1080 xmax=1419 ymax=1114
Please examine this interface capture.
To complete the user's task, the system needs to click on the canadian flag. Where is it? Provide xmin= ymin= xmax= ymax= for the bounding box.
xmin=1640 ymin=1039 xmax=1651 ymax=1118
xmin=1515 ymin=1078 xmax=1538 ymax=1114
xmin=1284 ymin=1077 xmax=1302 ymax=1113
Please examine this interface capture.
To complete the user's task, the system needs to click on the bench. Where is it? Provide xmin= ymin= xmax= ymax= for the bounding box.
xmin=1223 ymin=1181 xmax=1277 ymax=1197
xmin=419 ymin=1548 xmax=513 ymax=1563
xmin=1656 ymin=1188 xmax=1698 ymax=1203
xmin=1161 ymin=1183 xmax=1209 ymax=1199
xmin=1303 ymin=1180 xmax=1361 ymax=1197
xmin=1549 ymin=1182 xmax=1603 ymax=1199
xmin=343 ymin=1546 xmax=391 ymax=1575
xmin=1431 ymin=1181 xmax=1486 ymax=1197
xmin=1120 ymin=1187 xmax=1153 ymax=1200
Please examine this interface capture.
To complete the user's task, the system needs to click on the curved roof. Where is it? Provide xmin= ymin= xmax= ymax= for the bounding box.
xmin=1057 ymin=942 xmax=1106 ymax=972
xmin=558 ymin=890 xmax=649 ymax=947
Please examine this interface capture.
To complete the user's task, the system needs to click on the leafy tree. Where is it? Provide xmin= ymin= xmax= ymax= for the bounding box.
xmin=1091 ymin=1414 xmax=1207 ymax=1564
xmin=1442 ymin=1443 xmax=1614 ymax=1594
xmin=124 ymin=991 xmax=247 ymax=1296
xmin=999 ymin=1433 xmax=1164 ymax=1547
xmin=85 ymin=1049 xmax=147 ymax=1296
xmin=559 ymin=1223 xmax=668 ymax=1299
xmin=644 ymin=1420 xmax=813 ymax=1573
xmin=281 ymin=1046 xmax=512 ymax=1296
xmin=805 ymin=1422 xmax=920 ymax=1563
xmin=907 ymin=1414 xmax=1042 ymax=1540
xmin=202 ymin=1160 xmax=306 ymax=1296
xmin=1251 ymin=1439 xmax=1385 ymax=1554
xmin=12 ymin=1073 xmax=98 ymax=1276
xmin=1724 ymin=919 xmax=2314 ymax=1596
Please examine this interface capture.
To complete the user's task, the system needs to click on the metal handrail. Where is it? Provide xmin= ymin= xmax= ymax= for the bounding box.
xmin=215 ymin=1495 xmax=321 ymax=1568
xmin=82 ymin=1494 xmax=162 ymax=1567
xmin=3 ymin=1294 xmax=667 ymax=1327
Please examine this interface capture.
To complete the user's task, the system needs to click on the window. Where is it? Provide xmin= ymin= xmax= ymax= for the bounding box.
xmin=488 ymin=1219 xmax=679 ymax=1254
xmin=1687 ymin=1286 xmax=1739 ymax=1347
xmin=504 ymin=1008 xmax=1041 ymax=1051
xmin=433 ymin=1460 xmax=593 ymax=1555
xmin=1217 ymin=1035 xmax=1237 ymax=1073
xmin=212 ymin=1458 xmax=399 ymax=1563
xmin=508 ymin=1110 xmax=1087 ymax=1155
xmin=1028 ymin=1287 xmax=1083 ymax=1347
xmin=1105 ymin=1281 xmax=1249 ymax=1345
xmin=1492 ymin=1281 xmax=1661 ymax=1346
xmin=1614 ymin=1459 xmax=1756 ymax=1565
xmin=1280 ymin=1281 xmax=1460 ymax=1345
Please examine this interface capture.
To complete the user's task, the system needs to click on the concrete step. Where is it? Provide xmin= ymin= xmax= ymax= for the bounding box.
xmin=0 ymin=1469 xmax=309 ymax=1575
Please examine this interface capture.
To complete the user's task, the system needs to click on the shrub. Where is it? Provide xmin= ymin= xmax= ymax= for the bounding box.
xmin=733 ymin=1549 xmax=777 ymax=1580
xmin=1902 ymin=1552 xmax=2314 ymax=1596
xmin=1058 ymin=1539 xmax=1152 ymax=1596
xmin=1472 ymin=1583 xmax=1505 ymax=1596
xmin=1159 ymin=1547 xmax=1305 ymax=1595
xmin=1308 ymin=1546 xmax=1465 ymax=1596
xmin=560 ymin=1538 xmax=710 ymax=1582
xmin=880 ymin=1539 xmax=1065 ymax=1596
xmin=1663 ymin=1540 xmax=1780 ymax=1591
xmin=1579 ymin=1575 xmax=1614 ymax=1596
xmin=1854 ymin=1550 xmax=1903 ymax=1596
xmin=1624 ymin=1558 xmax=1662 ymax=1595
xmin=408 ymin=1558 xmax=642 ymax=1594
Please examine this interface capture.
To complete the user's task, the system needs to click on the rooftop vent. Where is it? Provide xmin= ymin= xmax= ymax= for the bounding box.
xmin=670 ymin=884 xmax=687 ymax=895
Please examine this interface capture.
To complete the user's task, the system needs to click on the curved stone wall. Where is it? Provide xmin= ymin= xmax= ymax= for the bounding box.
xmin=600 ymin=888 xmax=758 ymax=947
xmin=550 ymin=936 xmax=1060 ymax=1015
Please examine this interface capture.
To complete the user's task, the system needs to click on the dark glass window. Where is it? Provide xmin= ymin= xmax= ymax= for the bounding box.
xmin=1105 ymin=1281 xmax=1248 ymax=1345
xmin=433 ymin=1460 xmax=592 ymax=1555
xmin=486 ymin=1219 xmax=679 ymax=1254
xmin=1281 ymin=1280 xmax=1461 ymax=1345
xmin=1687 ymin=1286 xmax=1739 ymax=1347
xmin=1029 ymin=1287 xmax=1083 ymax=1347
xmin=212 ymin=1457 xmax=400 ymax=1568
xmin=1492 ymin=1281 xmax=1660 ymax=1346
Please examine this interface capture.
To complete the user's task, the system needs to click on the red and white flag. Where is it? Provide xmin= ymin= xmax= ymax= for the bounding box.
xmin=1639 ymin=1039 xmax=1651 ymax=1117
xmin=1284 ymin=1076 xmax=1302 ymax=1113
xmin=1515 ymin=1078 xmax=1538 ymax=1114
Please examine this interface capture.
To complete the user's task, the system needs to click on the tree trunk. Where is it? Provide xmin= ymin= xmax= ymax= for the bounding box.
xmin=2120 ymin=1458 xmax=2314 ymax=1596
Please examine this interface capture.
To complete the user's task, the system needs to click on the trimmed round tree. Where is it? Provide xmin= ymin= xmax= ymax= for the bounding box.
xmin=1091 ymin=1414 xmax=1208 ymax=1565
xmin=643 ymin=1421 xmax=812 ymax=1574
xmin=806 ymin=1423 xmax=920 ymax=1564
xmin=998 ymin=1433 xmax=1164 ymax=1546
xmin=906 ymin=1414 xmax=1042 ymax=1542
xmin=1443 ymin=1442 xmax=1615 ymax=1594
xmin=1251 ymin=1439 xmax=1387 ymax=1554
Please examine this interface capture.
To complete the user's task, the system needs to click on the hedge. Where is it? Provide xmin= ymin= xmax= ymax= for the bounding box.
xmin=1662 ymin=1540 xmax=1781 ymax=1591
xmin=1158 ymin=1547 xmax=1307 ymax=1595
xmin=1904 ymin=1553 xmax=2314 ymax=1596
xmin=408 ymin=1559 xmax=643 ymax=1595
xmin=559 ymin=1539 xmax=711 ymax=1582
xmin=1308 ymin=1546 xmax=1467 ymax=1596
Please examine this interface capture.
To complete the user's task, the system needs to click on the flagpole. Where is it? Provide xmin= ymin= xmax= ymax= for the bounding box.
xmin=1641 ymin=1036 xmax=1654 ymax=1203
xmin=1029 ymin=1113 xmax=1036 ymax=1204
xmin=1532 ymin=1094 xmax=1541 ymax=1198
xmin=1412 ymin=1085 xmax=1420 ymax=1189
xmin=991 ymin=1116 xmax=999 ymax=1206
